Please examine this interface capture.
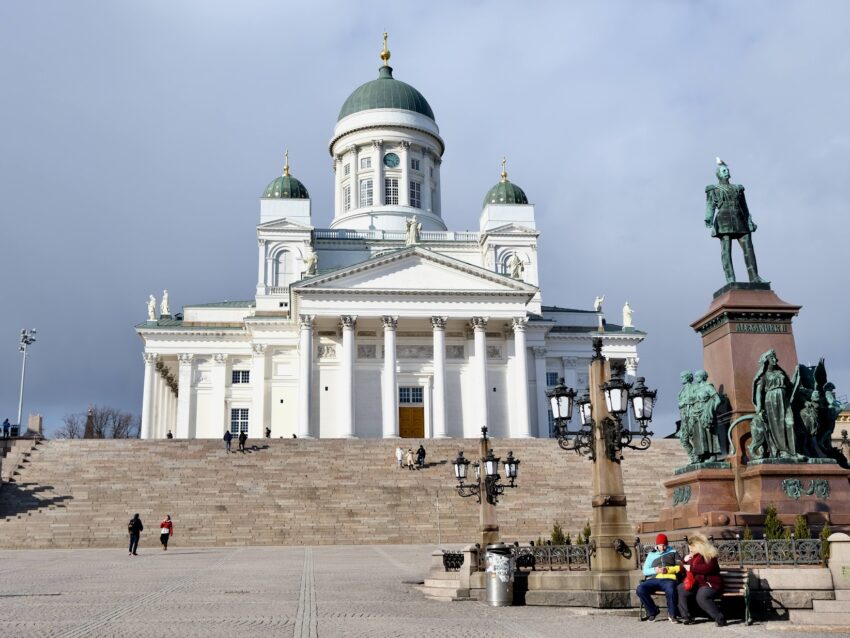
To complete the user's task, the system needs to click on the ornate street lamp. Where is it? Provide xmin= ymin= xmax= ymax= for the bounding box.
xmin=548 ymin=339 xmax=657 ymax=463
xmin=452 ymin=427 xmax=520 ymax=505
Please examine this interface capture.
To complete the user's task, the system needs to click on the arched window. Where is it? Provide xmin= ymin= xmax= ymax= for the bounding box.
xmin=273 ymin=250 xmax=294 ymax=286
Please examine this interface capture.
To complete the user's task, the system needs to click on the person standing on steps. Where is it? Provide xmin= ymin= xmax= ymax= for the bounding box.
xmin=160 ymin=514 xmax=173 ymax=551
xmin=405 ymin=448 xmax=415 ymax=470
xmin=395 ymin=445 xmax=403 ymax=469
xmin=128 ymin=513 xmax=144 ymax=556
xmin=223 ymin=429 xmax=232 ymax=453
xmin=416 ymin=444 xmax=426 ymax=469
xmin=265 ymin=427 xmax=271 ymax=438
xmin=238 ymin=430 xmax=247 ymax=453
xmin=166 ymin=430 xmax=173 ymax=439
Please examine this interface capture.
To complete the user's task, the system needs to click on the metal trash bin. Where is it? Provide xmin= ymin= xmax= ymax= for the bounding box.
xmin=485 ymin=543 xmax=515 ymax=606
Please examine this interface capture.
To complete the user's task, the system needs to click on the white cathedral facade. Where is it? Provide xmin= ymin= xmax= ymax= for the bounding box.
xmin=136 ymin=40 xmax=644 ymax=440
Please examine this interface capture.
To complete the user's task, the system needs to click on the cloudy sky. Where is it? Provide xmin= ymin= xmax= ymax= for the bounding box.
xmin=1 ymin=1 xmax=848 ymax=436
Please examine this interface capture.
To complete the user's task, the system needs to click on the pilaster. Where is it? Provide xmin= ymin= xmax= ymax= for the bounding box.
xmin=298 ymin=315 xmax=314 ymax=438
xmin=512 ymin=318 xmax=532 ymax=438
xmin=533 ymin=347 xmax=549 ymax=438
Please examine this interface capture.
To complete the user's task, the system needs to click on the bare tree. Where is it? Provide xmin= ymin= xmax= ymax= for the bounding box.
xmin=55 ymin=406 xmax=140 ymax=439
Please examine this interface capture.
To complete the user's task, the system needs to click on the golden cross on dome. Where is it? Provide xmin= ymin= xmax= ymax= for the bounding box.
xmin=500 ymin=156 xmax=508 ymax=183
xmin=380 ymin=32 xmax=391 ymax=66
xmin=283 ymin=150 xmax=290 ymax=177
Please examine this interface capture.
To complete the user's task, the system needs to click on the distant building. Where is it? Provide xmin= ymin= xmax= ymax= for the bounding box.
xmin=136 ymin=39 xmax=643 ymax=440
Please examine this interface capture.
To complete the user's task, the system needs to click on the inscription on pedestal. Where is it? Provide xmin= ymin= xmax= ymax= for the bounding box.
xmin=735 ymin=322 xmax=789 ymax=334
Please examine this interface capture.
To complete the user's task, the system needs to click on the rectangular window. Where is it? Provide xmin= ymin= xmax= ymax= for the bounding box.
xmin=230 ymin=408 xmax=249 ymax=434
xmin=384 ymin=177 xmax=398 ymax=205
xmin=398 ymin=387 xmax=410 ymax=404
xmin=360 ymin=179 xmax=373 ymax=206
xmin=411 ymin=158 xmax=420 ymax=171
xmin=546 ymin=372 xmax=559 ymax=387
xmin=343 ymin=185 xmax=351 ymax=211
xmin=411 ymin=387 xmax=423 ymax=403
xmin=409 ymin=181 xmax=421 ymax=208
xmin=360 ymin=156 xmax=372 ymax=170
xmin=398 ymin=386 xmax=423 ymax=405
xmin=232 ymin=370 xmax=250 ymax=384
xmin=343 ymin=163 xmax=350 ymax=176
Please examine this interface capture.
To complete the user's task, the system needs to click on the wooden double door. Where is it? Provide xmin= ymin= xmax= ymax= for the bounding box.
xmin=398 ymin=386 xmax=424 ymax=438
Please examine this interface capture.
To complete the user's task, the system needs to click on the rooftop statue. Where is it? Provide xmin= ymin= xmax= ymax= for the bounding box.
xmin=405 ymin=216 xmax=421 ymax=246
xmin=507 ymin=253 xmax=524 ymax=280
xmin=593 ymin=295 xmax=604 ymax=312
xmin=705 ymin=158 xmax=764 ymax=285
xmin=147 ymin=294 xmax=157 ymax=321
xmin=304 ymin=252 xmax=318 ymax=276
xmin=622 ymin=301 xmax=633 ymax=328
xmin=160 ymin=289 xmax=170 ymax=316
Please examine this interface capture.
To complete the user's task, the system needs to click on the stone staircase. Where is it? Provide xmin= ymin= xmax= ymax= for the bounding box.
xmin=0 ymin=438 xmax=687 ymax=549
xmin=789 ymin=589 xmax=850 ymax=628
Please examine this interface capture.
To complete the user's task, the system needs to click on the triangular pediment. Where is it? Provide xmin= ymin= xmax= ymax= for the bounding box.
xmin=257 ymin=218 xmax=313 ymax=232
xmin=293 ymin=247 xmax=537 ymax=296
xmin=482 ymin=223 xmax=539 ymax=236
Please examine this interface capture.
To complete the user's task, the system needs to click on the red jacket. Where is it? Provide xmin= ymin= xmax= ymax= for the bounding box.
xmin=688 ymin=554 xmax=722 ymax=591
xmin=160 ymin=520 xmax=173 ymax=536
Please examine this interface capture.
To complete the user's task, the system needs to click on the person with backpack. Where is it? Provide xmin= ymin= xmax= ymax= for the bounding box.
xmin=159 ymin=514 xmax=173 ymax=551
xmin=238 ymin=430 xmax=247 ymax=453
xmin=416 ymin=444 xmax=426 ymax=469
xmin=223 ymin=429 xmax=232 ymax=453
xmin=128 ymin=513 xmax=144 ymax=556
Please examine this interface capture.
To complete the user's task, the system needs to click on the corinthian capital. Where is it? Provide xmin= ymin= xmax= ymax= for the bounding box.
xmin=532 ymin=346 xmax=547 ymax=358
xmin=431 ymin=316 xmax=447 ymax=330
xmin=470 ymin=317 xmax=488 ymax=330
xmin=340 ymin=315 xmax=357 ymax=329
xmin=382 ymin=315 xmax=398 ymax=330
xmin=177 ymin=353 xmax=194 ymax=365
xmin=299 ymin=314 xmax=314 ymax=329
xmin=512 ymin=317 xmax=528 ymax=331
xmin=143 ymin=352 xmax=159 ymax=365
xmin=252 ymin=344 xmax=267 ymax=356
xmin=213 ymin=353 xmax=227 ymax=364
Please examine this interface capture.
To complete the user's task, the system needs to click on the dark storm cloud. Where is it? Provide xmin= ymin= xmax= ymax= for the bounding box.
xmin=1 ymin=0 xmax=848 ymax=434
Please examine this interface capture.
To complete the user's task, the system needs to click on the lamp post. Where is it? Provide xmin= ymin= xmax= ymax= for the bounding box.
xmin=17 ymin=329 xmax=37 ymax=429
xmin=452 ymin=426 xmax=520 ymax=547
xmin=545 ymin=337 xmax=658 ymax=605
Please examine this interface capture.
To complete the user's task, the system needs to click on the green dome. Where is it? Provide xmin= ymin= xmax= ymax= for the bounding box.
xmin=483 ymin=179 xmax=529 ymax=207
xmin=338 ymin=66 xmax=435 ymax=121
xmin=262 ymin=174 xmax=309 ymax=199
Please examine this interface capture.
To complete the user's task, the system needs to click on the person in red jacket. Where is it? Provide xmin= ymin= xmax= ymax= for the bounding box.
xmin=678 ymin=533 xmax=726 ymax=626
xmin=159 ymin=514 xmax=173 ymax=551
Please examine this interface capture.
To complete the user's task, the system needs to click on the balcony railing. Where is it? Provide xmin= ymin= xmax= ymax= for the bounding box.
xmin=312 ymin=229 xmax=480 ymax=242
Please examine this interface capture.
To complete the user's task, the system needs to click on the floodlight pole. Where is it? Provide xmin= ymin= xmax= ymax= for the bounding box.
xmin=17 ymin=329 xmax=37 ymax=428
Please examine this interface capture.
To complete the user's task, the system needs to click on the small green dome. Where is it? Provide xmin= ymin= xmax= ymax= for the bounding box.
xmin=262 ymin=174 xmax=309 ymax=199
xmin=338 ymin=66 xmax=435 ymax=122
xmin=483 ymin=180 xmax=529 ymax=207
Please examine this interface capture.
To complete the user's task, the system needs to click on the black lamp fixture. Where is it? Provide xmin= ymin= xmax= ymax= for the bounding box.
xmin=452 ymin=427 xmax=520 ymax=504
xmin=546 ymin=338 xmax=657 ymax=463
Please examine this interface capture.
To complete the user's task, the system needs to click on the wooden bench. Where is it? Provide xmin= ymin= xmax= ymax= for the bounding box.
xmin=640 ymin=568 xmax=751 ymax=625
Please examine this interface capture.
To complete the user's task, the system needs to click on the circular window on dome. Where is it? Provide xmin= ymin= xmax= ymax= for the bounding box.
xmin=383 ymin=152 xmax=400 ymax=168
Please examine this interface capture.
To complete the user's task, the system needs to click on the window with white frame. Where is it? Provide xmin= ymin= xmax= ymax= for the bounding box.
xmin=343 ymin=185 xmax=351 ymax=211
xmin=360 ymin=156 xmax=372 ymax=170
xmin=232 ymin=370 xmax=250 ymax=384
xmin=360 ymin=179 xmax=373 ymax=206
xmin=398 ymin=386 xmax=424 ymax=404
xmin=384 ymin=177 xmax=398 ymax=205
xmin=409 ymin=181 xmax=421 ymax=208
xmin=546 ymin=372 xmax=559 ymax=387
xmin=343 ymin=163 xmax=350 ymax=176
xmin=411 ymin=158 xmax=420 ymax=171
xmin=230 ymin=408 xmax=249 ymax=434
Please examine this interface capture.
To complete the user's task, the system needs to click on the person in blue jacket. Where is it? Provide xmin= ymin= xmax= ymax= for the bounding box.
xmin=636 ymin=533 xmax=683 ymax=622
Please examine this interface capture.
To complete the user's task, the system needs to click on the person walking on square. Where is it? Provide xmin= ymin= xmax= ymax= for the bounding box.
xmin=678 ymin=533 xmax=726 ymax=626
xmin=416 ymin=444 xmax=426 ymax=469
xmin=395 ymin=445 xmax=403 ymax=469
xmin=223 ymin=429 xmax=232 ymax=453
xmin=405 ymin=448 xmax=415 ymax=470
xmin=159 ymin=514 xmax=173 ymax=551
xmin=238 ymin=430 xmax=247 ymax=453
xmin=636 ymin=533 xmax=683 ymax=622
xmin=127 ymin=513 xmax=143 ymax=556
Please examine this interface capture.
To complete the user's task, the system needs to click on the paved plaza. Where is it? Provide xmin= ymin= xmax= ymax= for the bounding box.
xmin=0 ymin=544 xmax=840 ymax=637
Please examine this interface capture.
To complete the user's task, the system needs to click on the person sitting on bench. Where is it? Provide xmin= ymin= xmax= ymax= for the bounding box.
xmin=636 ymin=533 xmax=683 ymax=622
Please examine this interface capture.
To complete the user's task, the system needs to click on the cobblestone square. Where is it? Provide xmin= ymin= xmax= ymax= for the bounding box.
xmin=0 ymin=544 xmax=838 ymax=637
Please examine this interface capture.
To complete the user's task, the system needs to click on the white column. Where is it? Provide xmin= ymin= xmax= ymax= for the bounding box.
xmin=340 ymin=315 xmax=357 ymax=437
xmin=400 ymin=141 xmax=410 ymax=206
xmin=250 ymin=344 xmax=267 ymax=439
xmin=175 ymin=353 xmax=194 ymax=438
xmin=256 ymin=239 xmax=266 ymax=295
xmin=471 ymin=317 xmax=489 ymax=432
xmin=350 ymin=145 xmax=360 ymax=209
xmin=298 ymin=315 xmax=314 ymax=438
xmin=422 ymin=150 xmax=432 ymax=213
xmin=431 ymin=316 xmax=448 ymax=438
xmin=374 ymin=140 xmax=384 ymax=206
xmin=422 ymin=376 xmax=432 ymax=439
xmin=211 ymin=354 xmax=227 ymax=437
xmin=382 ymin=316 xmax=398 ymax=438
xmin=533 ymin=347 xmax=549 ymax=438
xmin=141 ymin=353 xmax=157 ymax=439
xmin=512 ymin=318 xmax=532 ymax=438
xmin=156 ymin=372 xmax=166 ymax=438
xmin=334 ymin=155 xmax=342 ymax=216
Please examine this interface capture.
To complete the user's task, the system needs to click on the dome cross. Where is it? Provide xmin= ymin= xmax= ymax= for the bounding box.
xmin=380 ymin=32 xmax=391 ymax=66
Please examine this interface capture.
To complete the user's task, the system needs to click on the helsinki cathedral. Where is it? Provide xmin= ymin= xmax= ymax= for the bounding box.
xmin=136 ymin=36 xmax=644 ymax=440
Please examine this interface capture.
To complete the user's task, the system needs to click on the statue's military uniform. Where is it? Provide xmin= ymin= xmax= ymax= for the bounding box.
xmin=705 ymin=183 xmax=750 ymax=237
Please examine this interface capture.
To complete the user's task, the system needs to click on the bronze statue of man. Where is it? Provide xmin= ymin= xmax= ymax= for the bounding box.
xmin=705 ymin=158 xmax=764 ymax=284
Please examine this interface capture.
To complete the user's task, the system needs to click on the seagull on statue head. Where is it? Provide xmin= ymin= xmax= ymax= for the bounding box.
xmin=716 ymin=156 xmax=726 ymax=166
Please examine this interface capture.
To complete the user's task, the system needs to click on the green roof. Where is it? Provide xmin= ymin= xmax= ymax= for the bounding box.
xmin=483 ymin=179 xmax=529 ymax=207
xmin=338 ymin=66 xmax=435 ymax=121
xmin=262 ymin=174 xmax=309 ymax=199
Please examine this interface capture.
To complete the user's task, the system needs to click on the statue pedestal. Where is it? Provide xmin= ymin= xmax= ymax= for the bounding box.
xmin=639 ymin=466 xmax=738 ymax=534
xmin=690 ymin=285 xmax=801 ymax=425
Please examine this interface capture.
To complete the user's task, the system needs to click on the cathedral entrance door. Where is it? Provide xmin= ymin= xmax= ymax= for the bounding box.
xmin=398 ymin=386 xmax=424 ymax=438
